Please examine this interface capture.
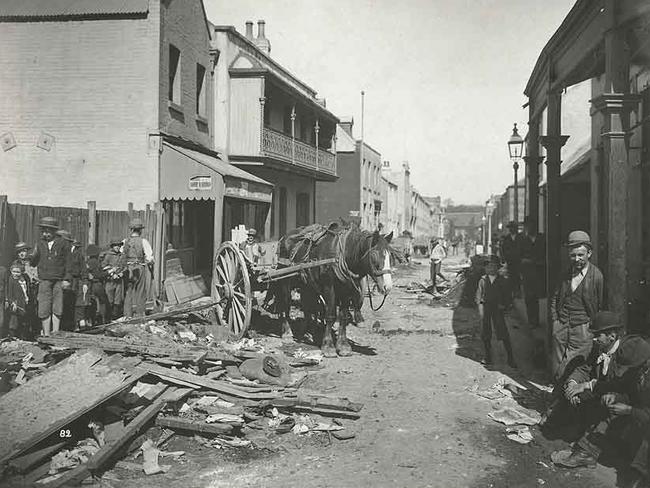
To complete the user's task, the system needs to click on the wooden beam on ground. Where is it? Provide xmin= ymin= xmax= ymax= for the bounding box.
xmin=144 ymin=363 xmax=280 ymax=400
xmin=270 ymin=403 xmax=361 ymax=420
xmin=85 ymin=387 xmax=170 ymax=474
xmin=155 ymin=416 xmax=233 ymax=435
xmin=7 ymin=441 xmax=68 ymax=474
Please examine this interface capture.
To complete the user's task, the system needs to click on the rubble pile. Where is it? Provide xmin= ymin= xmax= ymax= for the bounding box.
xmin=0 ymin=303 xmax=363 ymax=487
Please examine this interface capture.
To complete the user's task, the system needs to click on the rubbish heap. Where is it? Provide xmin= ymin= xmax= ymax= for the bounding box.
xmin=0 ymin=301 xmax=363 ymax=487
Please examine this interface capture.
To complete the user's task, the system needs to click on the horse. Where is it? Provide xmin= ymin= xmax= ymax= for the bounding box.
xmin=268 ymin=222 xmax=394 ymax=357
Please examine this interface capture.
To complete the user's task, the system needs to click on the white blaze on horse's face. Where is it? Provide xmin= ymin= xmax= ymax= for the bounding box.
xmin=375 ymin=249 xmax=393 ymax=295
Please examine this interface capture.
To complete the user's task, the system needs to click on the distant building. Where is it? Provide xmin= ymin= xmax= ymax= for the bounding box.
xmin=444 ymin=205 xmax=485 ymax=241
xmin=315 ymin=118 xmax=383 ymax=230
xmin=379 ymin=168 xmax=399 ymax=236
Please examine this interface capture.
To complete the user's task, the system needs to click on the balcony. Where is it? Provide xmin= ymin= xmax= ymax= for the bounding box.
xmin=261 ymin=127 xmax=336 ymax=177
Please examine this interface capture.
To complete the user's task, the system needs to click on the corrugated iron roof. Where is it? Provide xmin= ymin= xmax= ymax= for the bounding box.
xmin=0 ymin=0 xmax=149 ymax=19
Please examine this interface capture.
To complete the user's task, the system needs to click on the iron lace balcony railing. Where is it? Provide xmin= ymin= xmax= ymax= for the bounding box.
xmin=261 ymin=127 xmax=336 ymax=176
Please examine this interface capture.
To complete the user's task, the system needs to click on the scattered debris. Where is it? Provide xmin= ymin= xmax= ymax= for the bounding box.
xmin=488 ymin=406 xmax=541 ymax=426
xmin=505 ymin=425 xmax=534 ymax=444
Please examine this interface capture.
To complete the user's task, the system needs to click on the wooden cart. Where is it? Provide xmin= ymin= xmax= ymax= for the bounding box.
xmin=210 ymin=241 xmax=336 ymax=339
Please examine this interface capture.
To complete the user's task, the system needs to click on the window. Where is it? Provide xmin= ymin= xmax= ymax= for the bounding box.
xmin=283 ymin=105 xmax=292 ymax=135
xmin=196 ymin=64 xmax=206 ymax=117
xmin=169 ymin=45 xmax=181 ymax=104
xmin=296 ymin=192 xmax=310 ymax=227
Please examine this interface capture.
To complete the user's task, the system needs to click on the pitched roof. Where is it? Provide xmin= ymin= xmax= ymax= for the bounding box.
xmin=0 ymin=0 xmax=149 ymax=20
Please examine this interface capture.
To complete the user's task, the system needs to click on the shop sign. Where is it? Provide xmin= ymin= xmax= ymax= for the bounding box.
xmin=189 ymin=175 xmax=212 ymax=191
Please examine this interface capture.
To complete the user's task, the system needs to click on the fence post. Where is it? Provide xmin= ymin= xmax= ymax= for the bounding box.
xmin=153 ymin=201 xmax=164 ymax=299
xmin=128 ymin=202 xmax=134 ymax=221
xmin=0 ymin=195 xmax=7 ymax=266
xmin=87 ymin=201 xmax=96 ymax=245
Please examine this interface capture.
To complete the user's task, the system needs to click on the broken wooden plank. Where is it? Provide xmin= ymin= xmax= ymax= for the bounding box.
xmin=144 ymin=363 xmax=280 ymax=400
xmin=86 ymin=387 xmax=169 ymax=473
xmin=270 ymin=403 xmax=361 ymax=420
xmin=155 ymin=416 xmax=233 ymax=435
xmin=41 ymin=464 xmax=90 ymax=488
xmin=0 ymin=352 xmax=147 ymax=465
xmin=7 ymin=441 xmax=68 ymax=474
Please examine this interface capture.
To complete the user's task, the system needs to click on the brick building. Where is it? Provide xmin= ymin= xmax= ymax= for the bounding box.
xmin=0 ymin=0 xmax=272 ymax=275
xmin=315 ymin=118 xmax=383 ymax=230
xmin=212 ymin=21 xmax=338 ymax=240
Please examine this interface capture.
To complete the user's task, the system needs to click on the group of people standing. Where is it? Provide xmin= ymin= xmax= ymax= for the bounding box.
xmin=0 ymin=215 xmax=154 ymax=339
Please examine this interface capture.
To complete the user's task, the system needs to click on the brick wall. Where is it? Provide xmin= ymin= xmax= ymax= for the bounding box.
xmin=0 ymin=9 xmax=161 ymax=209
xmin=159 ymin=0 xmax=212 ymax=149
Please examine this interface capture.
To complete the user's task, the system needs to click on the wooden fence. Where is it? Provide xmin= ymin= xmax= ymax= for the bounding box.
xmin=0 ymin=196 xmax=165 ymax=298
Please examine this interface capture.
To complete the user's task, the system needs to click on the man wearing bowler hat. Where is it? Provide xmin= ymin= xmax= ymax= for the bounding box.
xmin=30 ymin=216 xmax=72 ymax=336
xmin=552 ymin=312 xmax=650 ymax=468
xmin=549 ymin=230 xmax=604 ymax=378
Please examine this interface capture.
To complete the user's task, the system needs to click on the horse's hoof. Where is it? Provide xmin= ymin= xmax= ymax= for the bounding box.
xmin=322 ymin=345 xmax=337 ymax=358
xmin=337 ymin=345 xmax=353 ymax=357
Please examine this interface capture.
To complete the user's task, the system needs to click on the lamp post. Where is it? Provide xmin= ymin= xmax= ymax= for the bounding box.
xmin=486 ymin=200 xmax=495 ymax=255
xmin=507 ymin=123 xmax=524 ymax=227
xmin=481 ymin=215 xmax=487 ymax=251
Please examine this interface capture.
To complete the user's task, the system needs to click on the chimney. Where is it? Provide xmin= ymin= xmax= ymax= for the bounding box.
xmin=255 ymin=20 xmax=271 ymax=55
xmin=339 ymin=116 xmax=354 ymax=137
xmin=245 ymin=21 xmax=254 ymax=40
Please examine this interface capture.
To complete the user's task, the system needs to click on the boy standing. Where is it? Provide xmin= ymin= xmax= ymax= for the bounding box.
xmin=429 ymin=239 xmax=448 ymax=293
xmin=102 ymin=237 xmax=124 ymax=320
xmin=5 ymin=263 xmax=30 ymax=339
xmin=475 ymin=259 xmax=516 ymax=368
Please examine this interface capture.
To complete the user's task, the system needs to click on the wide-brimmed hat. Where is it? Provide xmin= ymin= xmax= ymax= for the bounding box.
xmin=109 ymin=237 xmax=123 ymax=246
xmin=566 ymin=230 xmax=591 ymax=249
xmin=614 ymin=337 xmax=650 ymax=375
xmin=129 ymin=218 xmax=144 ymax=230
xmin=590 ymin=311 xmax=623 ymax=333
xmin=15 ymin=242 xmax=31 ymax=252
xmin=247 ymin=228 xmax=257 ymax=237
xmin=55 ymin=229 xmax=74 ymax=242
xmin=38 ymin=216 xmax=59 ymax=230
xmin=262 ymin=356 xmax=281 ymax=377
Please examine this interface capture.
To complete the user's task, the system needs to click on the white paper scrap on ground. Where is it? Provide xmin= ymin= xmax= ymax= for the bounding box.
xmin=506 ymin=425 xmax=534 ymax=444
xmin=488 ymin=406 xmax=541 ymax=426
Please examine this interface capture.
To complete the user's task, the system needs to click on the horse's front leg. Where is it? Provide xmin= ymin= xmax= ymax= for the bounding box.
xmin=280 ymin=284 xmax=294 ymax=343
xmin=321 ymin=285 xmax=337 ymax=358
xmin=336 ymin=305 xmax=353 ymax=356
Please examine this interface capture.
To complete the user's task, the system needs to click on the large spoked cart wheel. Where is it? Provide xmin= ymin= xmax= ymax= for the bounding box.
xmin=212 ymin=241 xmax=253 ymax=339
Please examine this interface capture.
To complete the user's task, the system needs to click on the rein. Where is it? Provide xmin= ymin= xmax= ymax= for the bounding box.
xmin=367 ymin=279 xmax=388 ymax=311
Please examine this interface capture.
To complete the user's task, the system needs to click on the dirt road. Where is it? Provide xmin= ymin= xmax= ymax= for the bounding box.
xmin=111 ymin=256 xmax=617 ymax=488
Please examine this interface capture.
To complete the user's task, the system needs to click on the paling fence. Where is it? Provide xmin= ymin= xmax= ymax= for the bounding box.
xmin=0 ymin=196 xmax=165 ymax=298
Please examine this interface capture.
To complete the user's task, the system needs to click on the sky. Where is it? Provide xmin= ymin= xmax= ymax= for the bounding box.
xmin=204 ymin=0 xmax=576 ymax=205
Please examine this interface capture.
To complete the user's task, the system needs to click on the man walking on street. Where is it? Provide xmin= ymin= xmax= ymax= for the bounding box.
xmin=429 ymin=239 xmax=448 ymax=293
xmin=521 ymin=219 xmax=545 ymax=328
xmin=500 ymin=221 xmax=523 ymax=299
xmin=123 ymin=218 xmax=154 ymax=318
xmin=550 ymin=230 xmax=604 ymax=378
xmin=30 ymin=217 xmax=72 ymax=336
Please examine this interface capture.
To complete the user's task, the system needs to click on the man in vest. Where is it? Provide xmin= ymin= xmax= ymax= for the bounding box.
xmin=30 ymin=217 xmax=72 ymax=336
xmin=123 ymin=218 xmax=154 ymax=318
xmin=550 ymin=230 xmax=604 ymax=378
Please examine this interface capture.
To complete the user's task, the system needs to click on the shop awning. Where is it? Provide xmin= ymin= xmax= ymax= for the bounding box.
xmin=160 ymin=142 xmax=273 ymax=202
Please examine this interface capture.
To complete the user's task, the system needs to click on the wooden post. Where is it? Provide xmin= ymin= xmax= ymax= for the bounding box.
xmin=540 ymin=89 xmax=569 ymax=369
xmin=87 ymin=201 xmax=96 ymax=245
xmin=0 ymin=195 xmax=7 ymax=265
xmin=592 ymin=1 xmax=640 ymax=321
xmin=525 ymin=107 xmax=543 ymax=234
xmin=153 ymin=201 xmax=164 ymax=299
xmin=128 ymin=202 xmax=134 ymax=220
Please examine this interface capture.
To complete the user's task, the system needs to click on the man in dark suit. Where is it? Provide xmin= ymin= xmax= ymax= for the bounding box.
xmin=30 ymin=217 xmax=72 ymax=336
xmin=549 ymin=230 xmax=604 ymax=378
xmin=520 ymin=219 xmax=545 ymax=328
xmin=551 ymin=312 xmax=650 ymax=468
xmin=500 ymin=221 xmax=523 ymax=299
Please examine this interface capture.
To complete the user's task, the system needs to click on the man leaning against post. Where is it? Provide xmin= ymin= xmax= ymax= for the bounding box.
xmin=30 ymin=217 xmax=72 ymax=336
xmin=549 ymin=230 xmax=604 ymax=378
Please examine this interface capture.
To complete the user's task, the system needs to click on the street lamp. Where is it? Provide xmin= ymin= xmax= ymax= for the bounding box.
xmin=481 ymin=215 xmax=487 ymax=251
xmin=486 ymin=200 xmax=495 ymax=255
xmin=507 ymin=123 xmax=524 ymax=227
